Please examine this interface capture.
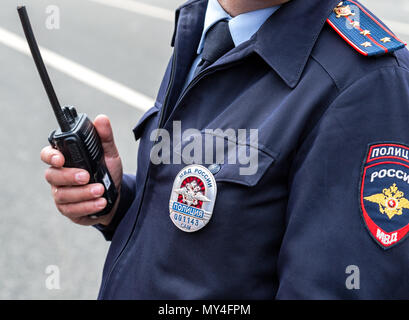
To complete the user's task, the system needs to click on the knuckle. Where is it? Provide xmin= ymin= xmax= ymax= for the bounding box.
xmin=69 ymin=216 xmax=80 ymax=224
xmin=62 ymin=204 xmax=73 ymax=217
xmin=44 ymin=168 xmax=53 ymax=184
xmin=56 ymin=204 xmax=67 ymax=216
xmin=65 ymin=169 xmax=79 ymax=184
xmin=58 ymin=200 xmax=96 ymax=218
xmin=88 ymin=187 xmax=95 ymax=198
xmin=54 ymin=188 xmax=63 ymax=203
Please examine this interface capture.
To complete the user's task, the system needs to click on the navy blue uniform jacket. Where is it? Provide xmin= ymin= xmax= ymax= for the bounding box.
xmin=96 ymin=0 xmax=409 ymax=299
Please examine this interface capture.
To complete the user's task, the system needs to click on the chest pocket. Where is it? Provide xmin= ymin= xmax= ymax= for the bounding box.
xmin=132 ymin=102 xmax=161 ymax=141
xmin=176 ymin=129 xmax=278 ymax=187
xmin=133 ymin=107 xmax=278 ymax=187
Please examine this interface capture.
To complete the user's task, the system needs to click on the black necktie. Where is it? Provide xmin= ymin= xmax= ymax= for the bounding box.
xmin=194 ymin=19 xmax=235 ymax=77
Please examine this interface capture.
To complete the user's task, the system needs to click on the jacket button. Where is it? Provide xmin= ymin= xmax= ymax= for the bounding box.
xmin=208 ymin=164 xmax=221 ymax=175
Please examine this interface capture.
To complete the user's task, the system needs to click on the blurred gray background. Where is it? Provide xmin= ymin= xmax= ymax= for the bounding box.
xmin=0 ymin=0 xmax=408 ymax=299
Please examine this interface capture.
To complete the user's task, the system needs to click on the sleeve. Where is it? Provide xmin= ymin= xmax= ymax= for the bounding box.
xmin=276 ymin=66 xmax=409 ymax=299
xmin=93 ymin=173 xmax=136 ymax=241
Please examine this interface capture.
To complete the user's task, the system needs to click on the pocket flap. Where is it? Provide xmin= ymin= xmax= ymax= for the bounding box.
xmin=132 ymin=103 xmax=160 ymax=141
xmin=175 ymin=130 xmax=279 ymax=187
xmin=212 ymin=147 xmax=276 ymax=187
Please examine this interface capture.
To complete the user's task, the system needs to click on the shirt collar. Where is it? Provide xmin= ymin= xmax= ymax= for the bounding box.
xmin=196 ymin=0 xmax=280 ymax=54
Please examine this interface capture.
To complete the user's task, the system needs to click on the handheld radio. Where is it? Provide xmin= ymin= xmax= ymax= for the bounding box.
xmin=18 ymin=6 xmax=118 ymax=218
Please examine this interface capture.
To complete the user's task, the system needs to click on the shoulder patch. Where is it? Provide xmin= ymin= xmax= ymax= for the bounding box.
xmin=327 ymin=1 xmax=406 ymax=56
xmin=360 ymin=143 xmax=409 ymax=249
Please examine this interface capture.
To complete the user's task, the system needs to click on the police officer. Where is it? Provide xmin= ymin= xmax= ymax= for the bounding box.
xmin=40 ymin=0 xmax=409 ymax=299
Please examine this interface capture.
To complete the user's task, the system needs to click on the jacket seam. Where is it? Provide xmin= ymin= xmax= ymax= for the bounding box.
xmin=334 ymin=65 xmax=407 ymax=97
xmin=310 ymin=54 xmax=341 ymax=92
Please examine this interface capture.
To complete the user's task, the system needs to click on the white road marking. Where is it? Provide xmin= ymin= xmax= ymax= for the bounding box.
xmin=87 ymin=0 xmax=409 ymax=40
xmin=0 ymin=27 xmax=154 ymax=112
xmin=384 ymin=19 xmax=409 ymax=37
xmin=1 ymin=2 xmax=408 ymax=114
xmin=87 ymin=0 xmax=174 ymax=22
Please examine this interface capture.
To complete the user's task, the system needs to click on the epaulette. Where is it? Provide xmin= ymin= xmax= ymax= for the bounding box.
xmin=327 ymin=1 xmax=406 ymax=56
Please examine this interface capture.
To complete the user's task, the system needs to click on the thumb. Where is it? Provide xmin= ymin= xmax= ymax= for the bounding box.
xmin=93 ymin=115 xmax=119 ymax=158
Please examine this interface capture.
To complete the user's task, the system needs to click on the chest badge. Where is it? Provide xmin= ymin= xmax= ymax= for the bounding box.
xmin=169 ymin=165 xmax=217 ymax=232
xmin=360 ymin=143 xmax=409 ymax=249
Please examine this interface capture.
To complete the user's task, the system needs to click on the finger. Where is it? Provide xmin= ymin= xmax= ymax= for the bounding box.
xmin=45 ymin=167 xmax=90 ymax=186
xmin=40 ymin=146 xmax=65 ymax=167
xmin=94 ymin=115 xmax=119 ymax=159
xmin=57 ymin=197 xmax=107 ymax=218
xmin=69 ymin=215 xmax=107 ymax=226
xmin=52 ymin=183 xmax=105 ymax=204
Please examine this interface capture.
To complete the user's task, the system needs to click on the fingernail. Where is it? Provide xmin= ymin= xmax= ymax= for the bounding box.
xmin=75 ymin=172 xmax=88 ymax=184
xmin=51 ymin=155 xmax=60 ymax=166
xmin=91 ymin=185 xmax=104 ymax=197
xmin=96 ymin=198 xmax=106 ymax=209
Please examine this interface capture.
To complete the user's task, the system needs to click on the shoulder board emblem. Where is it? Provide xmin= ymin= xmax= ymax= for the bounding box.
xmin=327 ymin=1 xmax=406 ymax=56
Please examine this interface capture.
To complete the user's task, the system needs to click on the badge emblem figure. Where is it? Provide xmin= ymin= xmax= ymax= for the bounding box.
xmin=334 ymin=5 xmax=355 ymax=18
xmin=169 ymin=164 xmax=217 ymax=232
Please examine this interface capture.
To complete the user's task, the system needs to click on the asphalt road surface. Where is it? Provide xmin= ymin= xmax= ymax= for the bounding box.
xmin=0 ymin=0 xmax=408 ymax=300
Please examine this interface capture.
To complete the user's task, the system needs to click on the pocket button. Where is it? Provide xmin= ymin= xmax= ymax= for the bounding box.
xmin=208 ymin=163 xmax=221 ymax=175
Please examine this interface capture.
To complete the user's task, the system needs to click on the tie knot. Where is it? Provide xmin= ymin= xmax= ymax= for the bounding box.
xmin=201 ymin=19 xmax=235 ymax=66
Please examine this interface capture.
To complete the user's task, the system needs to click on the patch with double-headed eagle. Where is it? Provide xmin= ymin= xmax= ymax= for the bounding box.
xmin=360 ymin=143 xmax=409 ymax=249
xmin=169 ymin=164 xmax=217 ymax=232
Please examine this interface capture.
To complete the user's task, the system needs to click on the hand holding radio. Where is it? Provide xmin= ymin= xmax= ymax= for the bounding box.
xmin=18 ymin=6 xmax=120 ymax=223
xmin=41 ymin=115 xmax=123 ymax=226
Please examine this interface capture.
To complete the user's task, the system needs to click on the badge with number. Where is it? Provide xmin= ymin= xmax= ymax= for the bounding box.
xmin=169 ymin=165 xmax=217 ymax=232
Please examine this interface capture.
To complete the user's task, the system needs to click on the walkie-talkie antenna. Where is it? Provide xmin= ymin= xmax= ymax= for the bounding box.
xmin=17 ymin=6 xmax=70 ymax=132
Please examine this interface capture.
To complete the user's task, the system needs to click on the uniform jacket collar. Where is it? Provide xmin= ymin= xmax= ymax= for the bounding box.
xmin=254 ymin=0 xmax=341 ymax=88
xmin=172 ymin=0 xmax=341 ymax=88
